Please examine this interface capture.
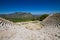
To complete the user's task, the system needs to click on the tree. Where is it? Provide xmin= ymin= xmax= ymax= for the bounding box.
xmin=39 ymin=14 xmax=49 ymax=21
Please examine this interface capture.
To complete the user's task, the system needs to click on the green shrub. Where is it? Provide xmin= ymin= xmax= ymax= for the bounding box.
xmin=39 ymin=14 xmax=49 ymax=21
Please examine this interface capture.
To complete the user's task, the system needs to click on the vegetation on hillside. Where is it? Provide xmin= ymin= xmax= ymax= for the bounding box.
xmin=4 ymin=18 xmax=33 ymax=22
xmin=38 ymin=14 xmax=49 ymax=21
xmin=0 ymin=12 xmax=49 ymax=22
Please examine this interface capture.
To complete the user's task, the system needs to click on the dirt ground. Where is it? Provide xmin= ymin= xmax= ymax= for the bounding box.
xmin=16 ymin=21 xmax=44 ymax=30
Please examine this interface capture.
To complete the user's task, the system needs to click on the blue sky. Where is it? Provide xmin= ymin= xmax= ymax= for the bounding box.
xmin=0 ymin=0 xmax=60 ymax=14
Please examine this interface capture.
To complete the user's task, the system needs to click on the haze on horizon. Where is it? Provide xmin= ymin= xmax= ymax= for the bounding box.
xmin=0 ymin=0 xmax=60 ymax=14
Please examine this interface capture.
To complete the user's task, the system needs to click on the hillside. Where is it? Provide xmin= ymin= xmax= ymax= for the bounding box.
xmin=0 ymin=12 xmax=49 ymax=22
xmin=0 ymin=12 xmax=34 ymax=22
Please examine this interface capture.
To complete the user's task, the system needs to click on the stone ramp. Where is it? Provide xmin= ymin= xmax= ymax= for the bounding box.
xmin=42 ymin=13 xmax=60 ymax=27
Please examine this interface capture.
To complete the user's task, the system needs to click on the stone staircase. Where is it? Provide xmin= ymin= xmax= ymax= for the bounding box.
xmin=0 ymin=17 xmax=13 ymax=27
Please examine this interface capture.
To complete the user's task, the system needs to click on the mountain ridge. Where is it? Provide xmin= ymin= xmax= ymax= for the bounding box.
xmin=0 ymin=12 xmax=35 ymax=22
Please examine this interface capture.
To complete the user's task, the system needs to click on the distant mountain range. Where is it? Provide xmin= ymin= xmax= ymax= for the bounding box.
xmin=0 ymin=12 xmax=32 ymax=18
xmin=0 ymin=12 xmax=40 ymax=22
